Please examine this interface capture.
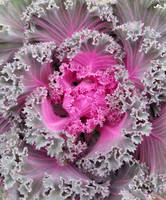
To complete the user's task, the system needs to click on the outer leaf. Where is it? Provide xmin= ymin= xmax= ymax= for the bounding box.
xmin=108 ymin=161 xmax=165 ymax=200
xmin=0 ymin=60 xmax=30 ymax=135
xmin=0 ymin=0 xmax=32 ymax=64
xmin=114 ymin=0 xmax=166 ymax=88
xmin=5 ymin=145 xmax=110 ymax=200
xmin=109 ymin=162 xmax=141 ymax=200
xmin=0 ymin=44 xmax=54 ymax=135
xmin=0 ymin=0 xmax=32 ymax=28
xmin=135 ymin=104 xmax=166 ymax=174
xmin=0 ymin=27 xmax=24 ymax=65
xmin=22 ymin=55 xmax=51 ymax=91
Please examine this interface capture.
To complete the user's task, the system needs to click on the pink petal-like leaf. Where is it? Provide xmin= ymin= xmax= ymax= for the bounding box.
xmin=89 ymin=113 xmax=134 ymax=156
xmin=41 ymin=98 xmax=69 ymax=133
xmin=71 ymin=38 xmax=117 ymax=74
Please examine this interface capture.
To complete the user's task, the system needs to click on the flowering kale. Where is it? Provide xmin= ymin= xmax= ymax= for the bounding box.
xmin=1 ymin=0 xmax=166 ymax=199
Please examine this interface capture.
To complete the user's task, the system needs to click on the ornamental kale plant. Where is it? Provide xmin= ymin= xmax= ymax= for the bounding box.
xmin=1 ymin=0 xmax=166 ymax=199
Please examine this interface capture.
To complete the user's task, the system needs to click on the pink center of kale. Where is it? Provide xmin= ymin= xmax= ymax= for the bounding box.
xmin=48 ymin=61 xmax=118 ymax=134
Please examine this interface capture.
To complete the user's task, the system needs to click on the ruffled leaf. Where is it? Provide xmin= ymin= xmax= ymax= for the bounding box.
xmin=4 ymin=143 xmax=110 ymax=200
xmin=0 ymin=43 xmax=54 ymax=134
xmin=142 ymin=59 xmax=166 ymax=104
xmin=2 ymin=136 xmax=153 ymax=200
xmin=114 ymin=0 xmax=166 ymax=88
xmin=90 ymin=114 xmax=132 ymax=155
xmin=15 ymin=43 xmax=56 ymax=91
xmin=24 ymin=0 xmax=111 ymax=45
xmin=77 ymin=72 xmax=151 ymax=178
xmin=108 ymin=161 xmax=165 ymax=200
xmin=0 ymin=60 xmax=29 ymax=113
xmin=109 ymin=162 xmax=141 ymax=200
xmin=77 ymin=113 xmax=136 ymax=178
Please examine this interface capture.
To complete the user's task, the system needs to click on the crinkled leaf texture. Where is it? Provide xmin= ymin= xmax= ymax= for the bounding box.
xmin=2 ymin=138 xmax=110 ymax=200
xmin=1 ymin=0 xmax=166 ymax=200
xmin=24 ymin=0 xmax=111 ymax=45
xmin=135 ymin=104 xmax=166 ymax=174
xmin=0 ymin=129 xmax=152 ymax=200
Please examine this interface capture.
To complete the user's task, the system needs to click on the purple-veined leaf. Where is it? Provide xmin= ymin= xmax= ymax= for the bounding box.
xmin=6 ymin=145 xmax=110 ymax=200
xmin=89 ymin=113 xmax=131 ymax=155
xmin=0 ymin=53 xmax=50 ymax=114
xmin=15 ymin=44 xmax=69 ymax=135
xmin=0 ymin=28 xmax=24 ymax=65
xmin=25 ymin=0 xmax=111 ymax=45
xmin=109 ymin=162 xmax=140 ymax=200
xmin=109 ymin=160 xmax=161 ymax=200
xmin=0 ymin=0 xmax=32 ymax=29
xmin=0 ymin=44 xmax=54 ymax=135
xmin=15 ymin=43 xmax=56 ymax=92
xmin=0 ymin=114 xmax=10 ymax=135
xmin=41 ymin=98 xmax=69 ymax=133
xmin=0 ymin=59 xmax=32 ymax=135
xmin=22 ymin=56 xmax=51 ymax=91
xmin=114 ymin=0 xmax=166 ymax=88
